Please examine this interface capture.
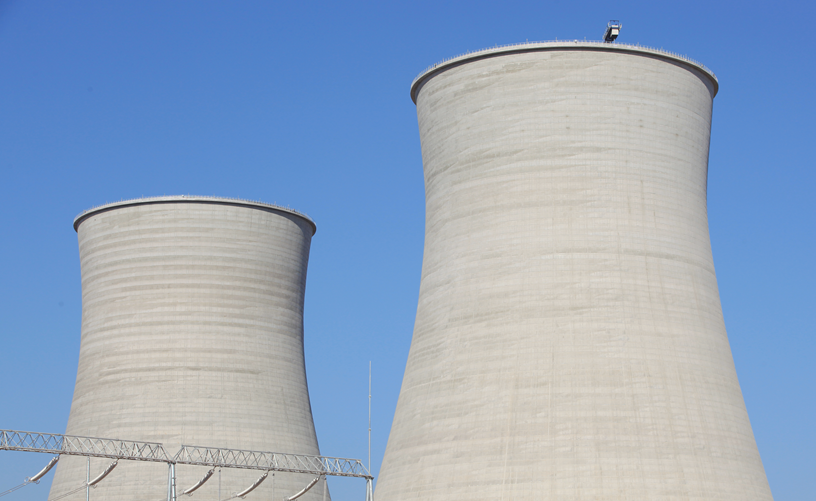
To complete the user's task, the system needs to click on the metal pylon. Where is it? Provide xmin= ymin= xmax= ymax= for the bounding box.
xmin=166 ymin=463 xmax=176 ymax=501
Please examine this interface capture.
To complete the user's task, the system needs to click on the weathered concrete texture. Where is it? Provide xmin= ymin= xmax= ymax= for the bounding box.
xmin=49 ymin=197 xmax=329 ymax=501
xmin=377 ymin=45 xmax=773 ymax=500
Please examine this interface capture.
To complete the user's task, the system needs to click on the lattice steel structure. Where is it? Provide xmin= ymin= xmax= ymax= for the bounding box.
xmin=174 ymin=445 xmax=370 ymax=477
xmin=1 ymin=429 xmax=373 ymax=501
xmin=1 ymin=430 xmax=169 ymax=462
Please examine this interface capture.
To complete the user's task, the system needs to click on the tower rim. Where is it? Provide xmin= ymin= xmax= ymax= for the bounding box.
xmin=410 ymin=40 xmax=719 ymax=103
xmin=73 ymin=195 xmax=317 ymax=235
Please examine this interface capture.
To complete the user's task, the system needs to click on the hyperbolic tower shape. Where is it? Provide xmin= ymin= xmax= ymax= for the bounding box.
xmin=49 ymin=196 xmax=329 ymax=501
xmin=377 ymin=42 xmax=773 ymax=500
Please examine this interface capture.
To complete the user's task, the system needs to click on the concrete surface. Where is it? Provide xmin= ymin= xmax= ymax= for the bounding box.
xmin=377 ymin=44 xmax=773 ymax=500
xmin=49 ymin=196 xmax=329 ymax=501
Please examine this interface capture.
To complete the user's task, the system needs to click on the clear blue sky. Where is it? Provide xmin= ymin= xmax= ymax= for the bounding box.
xmin=1 ymin=1 xmax=813 ymax=500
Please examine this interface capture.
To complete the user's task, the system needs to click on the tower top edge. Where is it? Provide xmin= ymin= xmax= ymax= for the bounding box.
xmin=410 ymin=41 xmax=718 ymax=103
xmin=72 ymin=195 xmax=317 ymax=235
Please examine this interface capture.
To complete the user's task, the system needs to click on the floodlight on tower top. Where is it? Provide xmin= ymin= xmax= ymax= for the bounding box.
xmin=604 ymin=20 xmax=622 ymax=42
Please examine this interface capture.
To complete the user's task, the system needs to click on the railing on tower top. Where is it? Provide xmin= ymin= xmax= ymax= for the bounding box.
xmin=411 ymin=40 xmax=717 ymax=92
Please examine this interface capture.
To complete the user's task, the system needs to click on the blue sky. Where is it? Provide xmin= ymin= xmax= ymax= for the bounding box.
xmin=1 ymin=1 xmax=813 ymax=500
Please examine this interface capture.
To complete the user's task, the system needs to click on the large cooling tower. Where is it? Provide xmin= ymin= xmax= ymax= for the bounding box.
xmin=49 ymin=196 xmax=329 ymax=501
xmin=377 ymin=43 xmax=773 ymax=500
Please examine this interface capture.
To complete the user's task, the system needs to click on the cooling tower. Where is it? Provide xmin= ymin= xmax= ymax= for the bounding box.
xmin=49 ymin=196 xmax=329 ymax=501
xmin=377 ymin=42 xmax=773 ymax=500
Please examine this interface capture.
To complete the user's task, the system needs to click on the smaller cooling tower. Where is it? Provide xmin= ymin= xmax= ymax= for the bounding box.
xmin=48 ymin=196 xmax=329 ymax=501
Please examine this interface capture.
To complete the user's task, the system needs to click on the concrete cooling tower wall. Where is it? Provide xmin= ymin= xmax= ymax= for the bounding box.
xmin=376 ymin=43 xmax=773 ymax=500
xmin=49 ymin=196 xmax=330 ymax=501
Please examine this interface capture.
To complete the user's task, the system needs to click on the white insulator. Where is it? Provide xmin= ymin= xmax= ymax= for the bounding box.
xmin=286 ymin=476 xmax=321 ymax=501
xmin=236 ymin=472 xmax=268 ymax=498
xmin=28 ymin=456 xmax=59 ymax=483
xmin=182 ymin=468 xmax=215 ymax=495
xmin=87 ymin=460 xmax=118 ymax=486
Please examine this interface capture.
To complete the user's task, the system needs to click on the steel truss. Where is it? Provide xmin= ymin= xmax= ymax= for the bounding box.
xmin=0 ymin=430 xmax=169 ymax=462
xmin=1 ymin=429 xmax=373 ymax=501
xmin=174 ymin=445 xmax=369 ymax=478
